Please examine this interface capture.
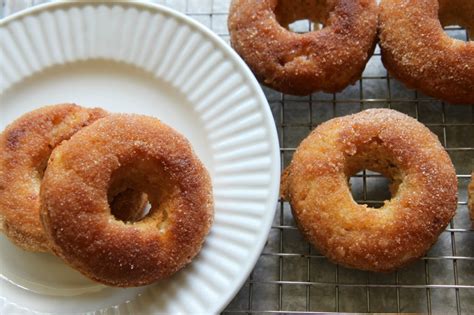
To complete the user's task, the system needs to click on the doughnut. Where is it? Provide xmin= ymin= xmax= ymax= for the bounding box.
xmin=281 ymin=108 xmax=457 ymax=272
xmin=469 ymin=173 xmax=474 ymax=225
xmin=228 ymin=0 xmax=378 ymax=95
xmin=379 ymin=0 xmax=474 ymax=104
xmin=0 ymin=104 xmax=108 ymax=252
xmin=40 ymin=114 xmax=214 ymax=286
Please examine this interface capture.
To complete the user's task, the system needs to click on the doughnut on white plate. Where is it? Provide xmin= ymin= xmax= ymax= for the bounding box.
xmin=0 ymin=2 xmax=280 ymax=314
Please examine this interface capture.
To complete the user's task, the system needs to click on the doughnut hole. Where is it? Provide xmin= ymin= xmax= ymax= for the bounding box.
xmin=110 ymin=189 xmax=150 ymax=222
xmin=107 ymin=160 xmax=177 ymax=231
xmin=438 ymin=0 xmax=473 ymax=41
xmin=344 ymin=139 xmax=403 ymax=211
xmin=349 ymin=171 xmax=392 ymax=209
xmin=274 ymin=0 xmax=331 ymax=33
xmin=287 ymin=20 xmax=324 ymax=33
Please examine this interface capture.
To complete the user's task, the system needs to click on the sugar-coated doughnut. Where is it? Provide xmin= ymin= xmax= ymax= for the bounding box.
xmin=379 ymin=0 xmax=474 ymax=104
xmin=228 ymin=0 xmax=378 ymax=95
xmin=40 ymin=114 xmax=214 ymax=286
xmin=281 ymin=108 xmax=457 ymax=272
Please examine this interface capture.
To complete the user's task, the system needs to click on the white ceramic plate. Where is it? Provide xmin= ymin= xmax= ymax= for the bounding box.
xmin=0 ymin=2 xmax=280 ymax=314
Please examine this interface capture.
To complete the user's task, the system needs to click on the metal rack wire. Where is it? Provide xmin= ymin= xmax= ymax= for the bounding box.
xmin=198 ymin=2 xmax=472 ymax=314
xmin=2 ymin=0 xmax=473 ymax=314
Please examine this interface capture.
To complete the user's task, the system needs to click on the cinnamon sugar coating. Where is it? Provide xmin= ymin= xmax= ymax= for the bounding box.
xmin=282 ymin=109 xmax=457 ymax=272
xmin=228 ymin=0 xmax=378 ymax=95
xmin=379 ymin=0 xmax=474 ymax=104
xmin=0 ymin=104 xmax=107 ymax=252
xmin=40 ymin=114 xmax=214 ymax=287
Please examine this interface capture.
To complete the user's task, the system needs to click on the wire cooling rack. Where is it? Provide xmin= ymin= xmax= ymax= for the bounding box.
xmin=2 ymin=0 xmax=473 ymax=314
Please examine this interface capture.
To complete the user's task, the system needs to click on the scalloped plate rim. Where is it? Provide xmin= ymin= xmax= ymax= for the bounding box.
xmin=0 ymin=2 xmax=281 ymax=314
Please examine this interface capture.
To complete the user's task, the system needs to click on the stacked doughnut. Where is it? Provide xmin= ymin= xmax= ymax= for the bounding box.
xmin=0 ymin=104 xmax=108 ymax=252
xmin=0 ymin=104 xmax=213 ymax=287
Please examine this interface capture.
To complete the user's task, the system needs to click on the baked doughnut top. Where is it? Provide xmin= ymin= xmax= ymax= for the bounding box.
xmin=379 ymin=0 xmax=474 ymax=104
xmin=228 ymin=0 xmax=378 ymax=95
xmin=40 ymin=114 xmax=214 ymax=286
xmin=282 ymin=109 xmax=457 ymax=272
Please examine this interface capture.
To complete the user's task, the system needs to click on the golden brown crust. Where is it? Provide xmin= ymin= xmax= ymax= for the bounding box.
xmin=0 ymin=104 xmax=108 ymax=252
xmin=283 ymin=108 xmax=457 ymax=272
xmin=228 ymin=0 xmax=378 ymax=95
xmin=279 ymin=166 xmax=291 ymax=200
xmin=469 ymin=173 xmax=474 ymax=224
xmin=379 ymin=0 xmax=474 ymax=104
xmin=40 ymin=114 xmax=214 ymax=287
